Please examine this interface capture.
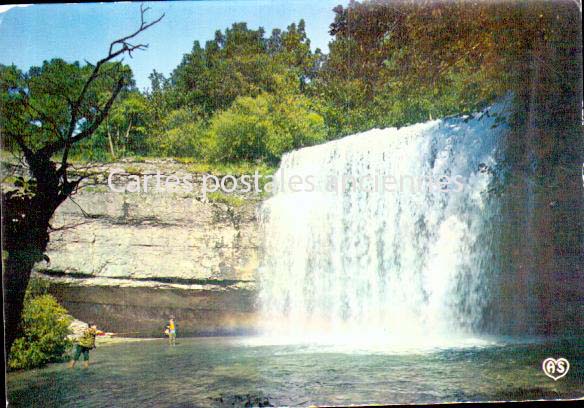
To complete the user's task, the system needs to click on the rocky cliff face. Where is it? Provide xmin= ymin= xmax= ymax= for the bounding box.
xmin=32 ymin=160 xmax=263 ymax=336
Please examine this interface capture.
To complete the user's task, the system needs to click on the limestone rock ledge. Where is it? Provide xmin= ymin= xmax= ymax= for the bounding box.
xmin=29 ymin=160 xmax=264 ymax=336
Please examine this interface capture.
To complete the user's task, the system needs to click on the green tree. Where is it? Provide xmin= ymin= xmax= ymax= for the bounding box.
xmin=152 ymin=108 xmax=209 ymax=158
xmin=0 ymin=6 xmax=163 ymax=354
xmin=9 ymin=293 xmax=72 ymax=370
xmin=97 ymin=90 xmax=150 ymax=158
xmin=207 ymin=90 xmax=326 ymax=163
xmin=314 ymin=0 xmax=580 ymax=136
xmin=171 ymin=20 xmax=319 ymax=116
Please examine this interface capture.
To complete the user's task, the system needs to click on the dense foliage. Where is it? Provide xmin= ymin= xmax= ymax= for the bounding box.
xmin=0 ymin=59 xmax=134 ymax=153
xmin=1 ymin=0 xmax=580 ymax=165
xmin=8 ymin=280 xmax=72 ymax=370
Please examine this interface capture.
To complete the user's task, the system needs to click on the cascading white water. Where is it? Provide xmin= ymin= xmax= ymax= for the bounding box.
xmin=258 ymin=100 xmax=511 ymax=347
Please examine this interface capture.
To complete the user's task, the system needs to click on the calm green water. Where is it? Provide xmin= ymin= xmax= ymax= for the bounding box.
xmin=7 ymin=336 xmax=583 ymax=407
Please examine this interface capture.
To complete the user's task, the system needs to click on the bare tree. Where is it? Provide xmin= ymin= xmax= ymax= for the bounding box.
xmin=1 ymin=5 xmax=164 ymax=353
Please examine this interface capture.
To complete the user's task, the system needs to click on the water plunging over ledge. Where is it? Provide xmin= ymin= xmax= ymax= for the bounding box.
xmin=257 ymin=100 xmax=512 ymax=348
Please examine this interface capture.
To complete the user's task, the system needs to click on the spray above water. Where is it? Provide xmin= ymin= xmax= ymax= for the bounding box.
xmin=257 ymin=100 xmax=511 ymax=350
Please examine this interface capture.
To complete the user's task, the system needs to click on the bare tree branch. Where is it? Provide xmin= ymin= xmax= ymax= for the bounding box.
xmin=65 ymin=195 xmax=91 ymax=218
xmin=1 ymin=2 xmax=164 ymax=358
xmin=108 ymin=4 xmax=164 ymax=56
xmin=37 ymin=4 xmax=164 ymax=162
xmin=48 ymin=219 xmax=92 ymax=233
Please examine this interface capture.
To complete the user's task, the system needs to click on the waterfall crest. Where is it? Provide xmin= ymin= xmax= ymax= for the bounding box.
xmin=258 ymin=100 xmax=511 ymax=346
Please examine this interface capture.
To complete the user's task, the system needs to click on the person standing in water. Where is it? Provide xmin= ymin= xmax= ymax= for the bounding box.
xmin=167 ymin=318 xmax=176 ymax=346
xmin=69 ymin=322 xmax=105 ymax=369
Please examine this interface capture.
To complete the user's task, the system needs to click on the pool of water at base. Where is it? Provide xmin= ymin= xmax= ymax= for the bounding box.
xmin=7 ymin=336 xmax=583 ymax=407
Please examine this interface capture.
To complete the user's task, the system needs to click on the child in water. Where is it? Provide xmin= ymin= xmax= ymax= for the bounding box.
xmin=165 ymin=318 xmax=176 ymax=346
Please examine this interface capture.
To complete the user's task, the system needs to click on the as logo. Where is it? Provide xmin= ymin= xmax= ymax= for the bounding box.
xmin=542 ymin=357 xmax=570 ymax=381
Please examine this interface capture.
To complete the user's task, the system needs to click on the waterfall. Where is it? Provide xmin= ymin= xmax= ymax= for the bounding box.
xmin=258 ymin=100 xmax=511 ymax=347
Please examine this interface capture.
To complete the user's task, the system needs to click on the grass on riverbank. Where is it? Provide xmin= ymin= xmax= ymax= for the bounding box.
xmin=1 ymin=149 xmax=277 ymax=181
xmin=68 ymin=154 xmax=277 ymax=177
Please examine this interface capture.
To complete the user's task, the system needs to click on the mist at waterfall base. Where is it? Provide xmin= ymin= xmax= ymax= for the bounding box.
xmin=255 ymin=98 xmax=515 ymax=351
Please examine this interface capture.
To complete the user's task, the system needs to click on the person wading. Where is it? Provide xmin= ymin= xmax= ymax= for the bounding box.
xmin=69 ymin=322 xmax=108 ymax=368
xmin=167 ymin=318 xmax=177 ymax=346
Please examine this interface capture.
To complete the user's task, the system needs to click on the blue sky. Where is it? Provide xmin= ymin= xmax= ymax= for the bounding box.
xmin=0 ymin=1 xmax=346 ymax=90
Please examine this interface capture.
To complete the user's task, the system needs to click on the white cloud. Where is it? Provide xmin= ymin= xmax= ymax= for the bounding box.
xmin=0 ymin=5 xmax=32 ymax=14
